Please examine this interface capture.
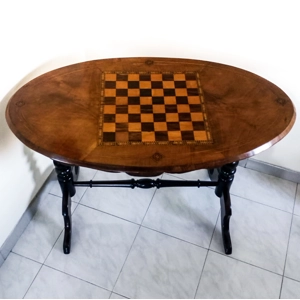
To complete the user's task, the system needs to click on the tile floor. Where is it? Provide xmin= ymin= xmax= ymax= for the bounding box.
xmin=1 ymin=165 xmax=300 ymax=298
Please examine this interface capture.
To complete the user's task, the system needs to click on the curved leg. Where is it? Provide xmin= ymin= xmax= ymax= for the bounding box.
xmin=62 ymin=185 xmax=72 ymax=254
xmin=215 ymin=162 xmax=238 ymax=255
xmin=53 ymin=161 xmax=76 ymax=254
xmin=220 ymin=186 xmax=232 ymax=254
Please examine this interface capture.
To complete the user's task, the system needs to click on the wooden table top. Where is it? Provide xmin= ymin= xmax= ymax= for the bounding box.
xmin=6 ymin=57 xmax=296 ymax=176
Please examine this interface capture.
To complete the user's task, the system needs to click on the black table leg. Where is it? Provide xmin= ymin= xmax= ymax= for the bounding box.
xmin=214 ymin=161 xmax=239 ymax=254
xmin=53 ymin=160 xmax=236 ymax=255
xmin=53 ymin=161 xmax=76 ymax=254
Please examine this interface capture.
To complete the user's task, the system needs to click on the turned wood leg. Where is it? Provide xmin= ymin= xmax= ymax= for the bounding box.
xmin=215 ymin=161 xmax=238 ymax=255
xmin=53 ymin=161 xmax=76 ymax=254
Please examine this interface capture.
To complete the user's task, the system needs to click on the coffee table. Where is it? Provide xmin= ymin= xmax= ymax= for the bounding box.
xmin=6 ymin=57 xmax=295 ymax=255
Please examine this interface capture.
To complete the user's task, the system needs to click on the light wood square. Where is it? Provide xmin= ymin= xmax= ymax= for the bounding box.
xmin=153 ymin=105 xmax=166 ymax=113
xmin=116 ymin=114 xmax=128 ymax=123
xmin=168 ymin=131 xmax=182 ymax=141
xmin=166 ymin=113 xmax=179 ymax=122
xmin=103 ymin=123 xmax=116 ymax=132
xmin=128 ymin=74 xmax=140 ymax=81
xmin=103 ymin=105 xmax=116 ymax=114
xmin=142 ymin=132 xmax=155 ymax=142
xmin=105 ymin=89 xmax=116 ymax=97
xmin=128 ymin=105 xmax=141 ymax=114
xmin=141 ymin=114 xmax=154 ymax=122
xmin=105 ymin=73 xmax=117 ymax=81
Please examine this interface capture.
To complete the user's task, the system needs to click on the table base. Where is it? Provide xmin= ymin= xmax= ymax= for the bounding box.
xmin=53 ymin=161 xmax=238 ymax=255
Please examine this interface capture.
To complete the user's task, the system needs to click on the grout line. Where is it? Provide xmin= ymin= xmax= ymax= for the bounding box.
xmin=22 ymin=262 xmax=43 ymax=298
xmin=279 ymin=184 xmax=298 ymax=298
xmin=208 ymin=207 xmax=220 ymax=249
xmin=109 ymin=291 xmax=130 ymax=299
xmin=110 ymin=177 xmax=161 ymax=295
xmin=229 ymin=192 xmax=295 ymax=215
xmin=140 ymin=224 xmax=213 ymax=251
xmin=8 ymin=251 xmax=42 ymax=266
xmin=0 ymin=252 xmax=5 ymax=262
xmin=41 ymin=189 xmax=82 ymax=264
xmin=52 ymin=173 xmax=296 ymax=280
xmin=282 ymin=275 xmax=300 ymax=284
xmin=193 ymin=249 xmax=210 ymax=299
xmin=3 ymin=164 xmax=300 ymax=298
xmin=42 ymin=228 xmax=64 ymax=264
xmin=279 ymin=213 xmax=294 ymax=298
xmin=139 ymin=173 xmax=163 ymax=224
xmin=78 ymin=203 xmax=142 ymax=226
xmin=140 ymin=190 xmax=158 ymax=225
xmin=193 ymin=217 xmax=221 ymax=300
xmin=110 ymin=223 xmax=141 ymax=295
xmin=1 ymin=163 xmax=295 ymax=265
xmin=293 ymin=184 xmax=299 ymax=213
xmin=48 ymin=192 xmax=62 ymax=199
xmin=292 ymin=184 xmax=298 ymax=215
xmin=208 ymin=249 xmax=285 ymax=277
xmin=42 ymin=264 xmax=112 ymax=293
xmin=76 ymin=170 xmax=99 ymax=205
xmin=3 ymin=252 xmax=43 ymax=298
xmin=77 ymin=173 xmax=161 ymax=227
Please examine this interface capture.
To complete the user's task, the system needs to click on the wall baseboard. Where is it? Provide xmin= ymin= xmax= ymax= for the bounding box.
xmin=1 ymin=159 xmax=299 ymax=267
xmin=243 ymin=159 xmax=300 ymax=183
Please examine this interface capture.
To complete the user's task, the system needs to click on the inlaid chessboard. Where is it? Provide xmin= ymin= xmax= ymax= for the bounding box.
xmin=99 ymin=71 xmax=212 ymax=145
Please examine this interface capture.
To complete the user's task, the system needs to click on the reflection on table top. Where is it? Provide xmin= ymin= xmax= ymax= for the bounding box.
xmin=6 ymin=57 xmax=295 ymax=176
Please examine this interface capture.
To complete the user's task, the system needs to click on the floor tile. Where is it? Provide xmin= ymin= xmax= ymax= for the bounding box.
xmin=0 ymin=253 xmax=41 ymax=299
xmin=166 ymin=169 xmax=211 ymax=181
xmin=0 ymin=253 xmax=4 ymax=267
xmin=12 ymin=194 xmax=77 ymax=264
xmin=1 ymin=172 xmax=56 ymax=261
xmin=231 ymin=167 xmax=296 ymax=213
xmin=80 ymin=171 xmax=157 ymax=224
xmin=238 ymin=159 xmax=248 ymax=168
xmin=143 ymin=174 xmax=220 ymax=248
xmin=114 ymin=227 xmax=207 ymax=299
xmin=293 ymin=185 xmax=300 ymax=216
xmin=281 ymin=277 xmax=300 ymax=299
xmin=25 ymin=265 xmax=110 ymax=298
xmin=45 ymin=204 xmax=139 ymax=290
xmin=110 ymin=292 xmax=128 ymax=299
xmin=2 ymin=163 xmax=300 ymax=299
xmin=196 ymin=251 xmax=282 ymax=298
xmin=49 ymin=167 xmax=97 ymax=202
xmin=210 ymin=195 xmax=292 ymax=274
xmin=284 ymin=215 xmax=300 ymax=281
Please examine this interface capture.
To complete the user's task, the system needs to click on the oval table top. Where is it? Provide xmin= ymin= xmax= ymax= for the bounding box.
xmin=6 ymin=57 xmax=296 ymax=175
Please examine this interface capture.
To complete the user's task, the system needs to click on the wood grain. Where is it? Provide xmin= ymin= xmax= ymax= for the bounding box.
xmin=5 ymin=58 xmax=296 ymax=176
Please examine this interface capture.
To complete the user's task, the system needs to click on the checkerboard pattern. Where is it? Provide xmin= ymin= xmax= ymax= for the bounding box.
xmin=99 ymin=72 xmax=212 ymax=145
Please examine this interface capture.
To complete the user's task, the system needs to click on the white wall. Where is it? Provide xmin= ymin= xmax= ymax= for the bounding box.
xmin=1 ymin=0 xmax=299 ymax=248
